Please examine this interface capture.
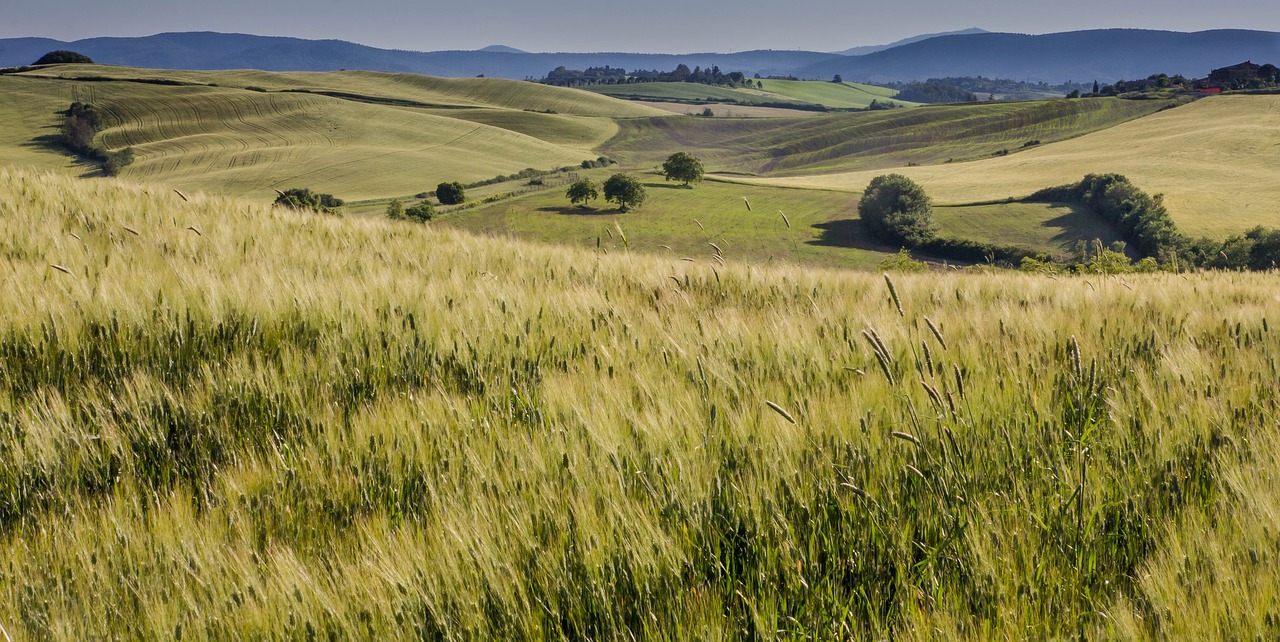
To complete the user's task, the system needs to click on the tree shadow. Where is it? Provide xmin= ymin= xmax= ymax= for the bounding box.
xmin=22 ymin=113 xmax=105 ymax=178
xmin=808 ymin=218 xmax=893 ymax=252
xmin=537 ymin=206 xmax=624 ymax=217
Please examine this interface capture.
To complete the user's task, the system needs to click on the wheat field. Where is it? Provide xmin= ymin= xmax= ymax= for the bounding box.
xmin=2 ymin=167 xmax=1279 ymax=639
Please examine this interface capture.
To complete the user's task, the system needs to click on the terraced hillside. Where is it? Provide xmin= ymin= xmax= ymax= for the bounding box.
xmin=0 ymin=66 xmax=664 ymax=200
xmin=603 ymin=97 xmax=1182 ymax=175
xmin=738 ymin=95 xmax=1280 ymax=237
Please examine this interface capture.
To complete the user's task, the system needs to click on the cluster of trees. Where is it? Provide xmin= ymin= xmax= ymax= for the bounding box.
xmin=543 ymin=64 xmax=748 ymax=88
xmin=888 ymin=77 xmax=1087 ymax=100
xmin=563 ymin=152 xmax=704 ymax=212
xmin=34 ymin=50 xmax=94 ymax=65
xmin=274 ymin=188 xmax=343 ymax=214
xmin=386 ymin=199 xmax=435 ymax=222
xmin=58 ymin=102 xmax=135 ymax=176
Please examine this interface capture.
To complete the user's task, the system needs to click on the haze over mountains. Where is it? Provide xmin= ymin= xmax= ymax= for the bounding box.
xmin=2 ymin=28 xmax=1278 ymax=83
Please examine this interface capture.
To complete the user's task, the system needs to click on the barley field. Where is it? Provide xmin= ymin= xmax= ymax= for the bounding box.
xmin=2 ymin=167 xmax=1279 ymax=639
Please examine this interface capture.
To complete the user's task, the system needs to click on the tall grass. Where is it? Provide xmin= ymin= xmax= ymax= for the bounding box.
xmin=2 ymin=167 xmax=1279 ymax=639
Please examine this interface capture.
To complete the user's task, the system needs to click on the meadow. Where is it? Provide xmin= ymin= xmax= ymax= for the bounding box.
xmin=3 ymin=167 xmax=1280 ymax=640
xmin=741 ymin=95 xmax=1280 ymax=237
xmin=585 ymin=79 xmax=913 ymax=111
xmin=439 ymin=175 xmax=1120 ymax=266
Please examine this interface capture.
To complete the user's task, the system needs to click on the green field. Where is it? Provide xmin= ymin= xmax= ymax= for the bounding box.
xmin=603 ymin=97 xmax=1183 ymax=175
xmin=4 ymin=167 xmax=1280 ymax=639
xmin=754 ymin=79 xmax=915 ymax=109
xmin=584 ymin=81 xmax=817 ymax=108
xmin=741 ymin=94 xmax=1280 ymax=237
xmin=934 ymin=201 xmax=1122 ymax=257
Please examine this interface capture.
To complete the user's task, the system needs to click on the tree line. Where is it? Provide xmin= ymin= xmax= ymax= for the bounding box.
xmin=58 ymin=102 xmax=135 ymax=176
xmin=543 ymin=64 xmax=749 ymax=88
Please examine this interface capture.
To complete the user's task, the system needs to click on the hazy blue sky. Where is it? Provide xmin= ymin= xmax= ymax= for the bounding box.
xmin=4 ymin=0 xmax=1279 ymax=53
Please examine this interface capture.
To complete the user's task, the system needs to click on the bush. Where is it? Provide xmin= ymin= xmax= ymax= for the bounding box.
xmin=386 ymin=199 xmax=405 ymax=220
xmin=436 ymin=182 xmax=465 ymax=205
xmin=877 ymin=249 xmax=928 ymax=272
xmin=857 ymin=174 xmax=937 ymax=248
xmin=405 ymin=202 xmax=435 ymax=222
xmin=274 ymin=188 xmax=343 ymax=214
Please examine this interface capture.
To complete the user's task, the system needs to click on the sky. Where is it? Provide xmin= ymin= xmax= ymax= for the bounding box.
xmin=3 ymin=0 xmax=1279 ymax=53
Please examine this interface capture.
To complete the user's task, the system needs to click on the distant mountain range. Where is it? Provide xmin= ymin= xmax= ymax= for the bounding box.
xmin=2 ymin=29 xmax=1278 ymax=84
xmin=831 ymin=28 xmax=989 ymax=56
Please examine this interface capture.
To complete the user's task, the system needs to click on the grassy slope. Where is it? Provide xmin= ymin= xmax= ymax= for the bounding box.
xmin=4 ymin=167 xmax=1280 ymax=640
xmin=754 ymin=79 xmax=916 ymax=109
xmin=603 ymin=97 xmax=1180 ymax=176
xmin=741 ymin=95 xmax=1280 ymax=238
xmin=584 ymin=81 xmax=814 ymax=107
xmin=439 ymin=175 xmax=1120 ymax=265
xmin=438 ymin=175 xmax=887 ymax=270
xmin=0 ymin=67 xmax=662 ymax=200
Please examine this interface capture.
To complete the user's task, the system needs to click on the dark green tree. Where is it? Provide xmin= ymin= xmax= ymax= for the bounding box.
xmin=34 ymin=50 xmax=94 ymax=65
xmin=274 ymin=188 xmax=344 ymax=213
xmin=405 ymin=201 xmax=435 ymax=222
xmin=857 ymin=174 xmax=936 ymax=247
xmin=602 ymin=174 xmax=646 ymax=212
xmin=565 ymin=178 xmax=599 ymax=208
xmin=832 ymin=74 xmax=844 ymax=83
xmin=435 ymin=181 xmax=465 ymax=205
xmin=661 ymin=151 xmax=704 ymax=187
xmin=386 ymin=199 xmax=405 ymax=219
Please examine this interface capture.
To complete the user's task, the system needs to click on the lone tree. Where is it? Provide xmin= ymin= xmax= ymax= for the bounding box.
xmin=435 ymin=181 xmax=465 ymax=205
xmin=565 ymin=178 xmax=599 ymax=208
xmin=857 ymin=174 xmax=936 ymax=247
xmin=661 ymin=151 xmax=704 ymax=187
xmin=832 ymin=74 xmax=844 ymax=83
xmin=603 ymin=173 xmax=646 ymax=212
xmin=34 ymin=50 xmax=94 ymax=65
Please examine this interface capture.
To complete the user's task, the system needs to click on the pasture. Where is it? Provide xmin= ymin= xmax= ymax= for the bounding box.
xmin=2 ymin=167 xmax=1279 ymax=639
xmin=753 ymin=79 xmax=914 ymax=109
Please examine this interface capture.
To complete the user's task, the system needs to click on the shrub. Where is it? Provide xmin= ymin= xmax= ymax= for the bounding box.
xmin=877 ymin=248 xmax=928 ymax=272
xmin=857 ymin=174 xmax=936 ymax=248
xmin=436 ymin=182 xmax=465 ymax=205
xmin=386 ymin=199 xmax=405 ymax=220
xmin=405 ymin=202 xmax=435 ymax=222
xmin=274 ymin=188 xmax=343 ymax=214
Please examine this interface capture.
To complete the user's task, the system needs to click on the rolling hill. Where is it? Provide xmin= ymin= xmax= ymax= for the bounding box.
xmin=601 ymin=97 xmax=1181 ymax=175
xmin=0 ymin=65 xmax=664 ymax=200
xmin=734 ymin=94 xmax=1280 ymax=238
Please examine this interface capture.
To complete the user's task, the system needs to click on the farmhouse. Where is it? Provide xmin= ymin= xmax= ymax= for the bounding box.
xmin=1209 ymin=61 xmax=1261 ymax=84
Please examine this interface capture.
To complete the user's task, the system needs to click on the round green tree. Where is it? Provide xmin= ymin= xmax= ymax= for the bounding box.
xmin=603 ymin=174 xmax=646 ymax=212
xmin=661 ymin=151 xmax=704 ymax=187
xmin=857 ymin=174 xmax=936 ymax=247
xmin=435 ymin=181 xmax=465 ymax=205
xmin=565 ymin=178 xmax=599 ymax=208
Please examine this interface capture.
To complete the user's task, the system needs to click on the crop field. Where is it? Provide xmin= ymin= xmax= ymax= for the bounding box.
xmin=603 ymin=97 xmax=1182 ymax=175
xmin=635 ymin=101 xmax=827 ymax=118
xmin=0 ymin=70 xmax=648 ymax=201
xmin=4 ymin=167 xmax=1280 ymax=640
xmin=754 ymin=79 xmax=914 ymax=109
xmin=740 ymin=95 xmax=1280 ymax=238
xmin=16 ymin=65 xmax=667 ymax=118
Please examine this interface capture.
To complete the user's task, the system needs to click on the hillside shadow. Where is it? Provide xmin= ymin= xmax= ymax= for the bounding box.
xmin=808 ymin=218 xmax=892 ymax=252
xmin=1041 ymin=206 xmax=1122 ymax=248
xmin=22 ymin=113 xmax=106 ymax=178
